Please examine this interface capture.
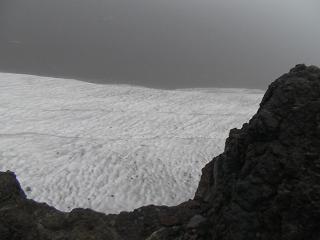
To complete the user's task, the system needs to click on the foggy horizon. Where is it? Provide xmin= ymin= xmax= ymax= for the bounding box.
xmin=1 ymin=0 xmax=320 ymax=89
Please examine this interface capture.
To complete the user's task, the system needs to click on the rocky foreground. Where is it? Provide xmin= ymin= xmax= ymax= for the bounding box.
xmin=1 ymin=64 xmax=320 ymax=240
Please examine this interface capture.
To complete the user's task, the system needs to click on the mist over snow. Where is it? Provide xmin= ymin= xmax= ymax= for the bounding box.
xmin=1 ymin=0 xmax=320 ymax=89
xmin=0 ymin=73 xmax=263 ymax=213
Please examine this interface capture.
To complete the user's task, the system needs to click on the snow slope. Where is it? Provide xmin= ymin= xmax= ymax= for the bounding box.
xmin=0 ymin=72 xmax=263 ymax=214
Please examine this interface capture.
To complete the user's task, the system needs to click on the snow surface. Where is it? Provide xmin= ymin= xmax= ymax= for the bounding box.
xmin=0 ymin=72 xmax=263 ymax=214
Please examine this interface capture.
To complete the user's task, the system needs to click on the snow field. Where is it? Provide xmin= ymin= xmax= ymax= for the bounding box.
xmin=0 ymin=72 xmax=263 ymax=213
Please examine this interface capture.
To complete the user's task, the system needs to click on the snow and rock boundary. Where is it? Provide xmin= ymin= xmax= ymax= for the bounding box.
xmin=1 ymin=64 xmax=320 ymax=239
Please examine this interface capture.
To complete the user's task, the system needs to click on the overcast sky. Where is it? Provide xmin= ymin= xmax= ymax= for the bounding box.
xmin=1 ymin=0 xmax=320 ymax=89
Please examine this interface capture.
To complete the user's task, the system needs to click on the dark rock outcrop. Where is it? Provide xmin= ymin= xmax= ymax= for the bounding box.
xmin=194 ymin=64 xmax=320 ymax=240
xmin=1 ymin=64 xmax=320 ymax=239
xmin=0 ymin=174 xmax=203 ymax=240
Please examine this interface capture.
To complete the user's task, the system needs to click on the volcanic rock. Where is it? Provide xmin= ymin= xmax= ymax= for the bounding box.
xmin=195 ymin=64 xmax=320 ymax=240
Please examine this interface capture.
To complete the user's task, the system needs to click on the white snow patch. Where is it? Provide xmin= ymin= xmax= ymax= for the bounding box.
xmin=0 ymin=72 xmax=263 ymax=214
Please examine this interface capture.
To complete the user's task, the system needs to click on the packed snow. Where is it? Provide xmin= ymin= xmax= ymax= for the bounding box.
xmin=0 ymin=72 xmax=263 ymax=214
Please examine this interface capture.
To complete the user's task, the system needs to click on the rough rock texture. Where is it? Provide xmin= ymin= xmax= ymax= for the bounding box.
xmin=0 ymin=173 xmax=204 ymax=240
xmin=194 ymin=64 xmax=320 ymax=240
xmin=1 ymin=64 xmax=320 ymax=240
